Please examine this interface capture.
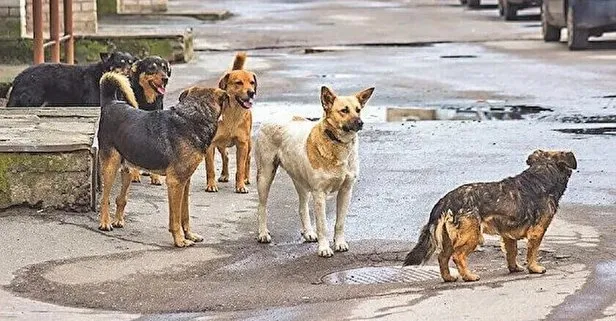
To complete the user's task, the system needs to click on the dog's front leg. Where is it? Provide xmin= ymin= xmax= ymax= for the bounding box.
xmin=235 ymin=141 xmax=249 ymax=193
xmin=167 ymin=177 xmax=193 ymax=247
xmin=313 ymin=191 xmax=333 ymax=257
xmin=334 ymin=182 xmax=354 ymax=252
xmin=205 ymin=146 xmax=218 ymax=192
xmin=181 ymin=178 xmax=203 ymax=243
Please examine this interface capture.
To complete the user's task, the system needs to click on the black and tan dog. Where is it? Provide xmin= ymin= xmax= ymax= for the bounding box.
xmin=7 ymin=51 xmax=135 ymax=107
xmin=203 ymin=52 xmax=257 ymax=193
xmin=97 ymin=72 xmax=227 ymax=247
xmin=404 ymin=150 xmax=577 ymax=282
xmin=127 ymin=56 xmax=172 ymax=185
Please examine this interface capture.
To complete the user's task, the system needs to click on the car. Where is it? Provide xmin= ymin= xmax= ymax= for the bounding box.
xmin=542 ymin=0 xmax=616 ymax=50
xmin=498 ymin=0 xmax=542 ymax=21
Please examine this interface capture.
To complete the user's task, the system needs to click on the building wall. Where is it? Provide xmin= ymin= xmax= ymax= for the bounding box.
xmin=0 ymin=0 xmax=26 ymax=37
xmin=118 ymin=0 xmax=166 ymax=14
xmin=24 ymin=0 xmax=98 ymax=35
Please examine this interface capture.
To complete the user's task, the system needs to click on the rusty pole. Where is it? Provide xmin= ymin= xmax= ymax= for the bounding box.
xmin=64 ymin=0 xmax=74 ymax=64
xmin=32 ymin=0 xmax=44 ymax=64
xmin=49 ymin=0 xmax=61 ymax=62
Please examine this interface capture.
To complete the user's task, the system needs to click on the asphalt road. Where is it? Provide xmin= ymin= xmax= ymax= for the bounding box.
xmin=1 ymin=0 xmax=616 ymax=320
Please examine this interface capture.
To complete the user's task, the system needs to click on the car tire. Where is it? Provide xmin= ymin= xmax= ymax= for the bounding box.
xmin=503 ymin=1 xmax=517 ymax=21
xmin=541 ymin=3 xmax=561 ymax=42
xmin=567 ymin=6 xmax=589 ymax=50
xmin=468 ymin=0 xmax=480 ymax=9
xmin=460 ymin=0 xmax=468 ymax=5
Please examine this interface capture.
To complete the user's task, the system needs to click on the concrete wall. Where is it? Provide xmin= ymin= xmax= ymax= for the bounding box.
xmin=24 ymin=0 xmax=98 ymax=35
xmin=117 ymin=0 xmax=166 ymax=14
xmin=0 ymin=0 xmax=26 ymax=37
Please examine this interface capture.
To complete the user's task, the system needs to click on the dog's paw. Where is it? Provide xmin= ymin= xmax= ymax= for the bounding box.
xmin=442 ymin=275 xmax=458 ymax=282
xmin=528 ymin=264 xmax=546 ymax=274
xmin=257 ymin=232 xmax=272 ymax=243
xmin=130 ymin=173 xmax=141 ymax=183
xmin=244 ymin=178 xmax=251 ymax=185
xmin=318 ymin=246 xmax=334 ymax=258
xmin=302 ymin=231 xmax=318 ymax=242
xmin=508 ymin=264 xmax=525 ymax=273
xmin=150 ymin=175 xmax=163 ymax=185
xmin=334 ymin=241 xmax=349 ymax=252
xmin=205 ymin=184 xmax=219 ymax=192
xmin=235 ymin=186 xmax=249 ymax=194
xmin=217 ymin=175 xmax=229 ymax=183
xmin=185 ymin=232 xmax=204 ymax=243
xmin=98 ymin=222 xmax=113 ymax=231
xmin=174 ymin=238 xmax=195 ymax=248
xmin=462 ymin=273 xmax=480 ymax=282
xmin=111 ymin=219 xmax=125 ymax=228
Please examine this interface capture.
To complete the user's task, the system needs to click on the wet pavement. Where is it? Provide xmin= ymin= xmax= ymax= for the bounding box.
xmin=1 ymin=0 xmax=616 ymax=320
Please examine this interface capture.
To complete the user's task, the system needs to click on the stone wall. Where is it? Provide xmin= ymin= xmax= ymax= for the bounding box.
xmin=0 ymin=0 xmax=26 ymax=37
xmin=117 ymin=0 xmax=166 ymax=14
xmin=24 ymin=0 xmax=98 ymax=35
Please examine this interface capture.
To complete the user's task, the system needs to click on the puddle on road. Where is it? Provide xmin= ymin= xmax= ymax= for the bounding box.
xmin=440 ymin=55 xmax=478 ymax=59
xmin=386 ymin=103 xmax=553 ymax=122
xmin=554 ymin=127 xmax=616 ymax=136
xmin=321 ymin=266 xmax=442 ymax=285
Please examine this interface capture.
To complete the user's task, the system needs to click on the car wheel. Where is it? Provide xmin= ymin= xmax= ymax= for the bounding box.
xmin=460 ymin=0 xmax=468 ymax=5
xmin=503 ymin=1 xmax=517 ymax=21
xmin=541 ymin=3 xmax=561 ymax=41
xmin=468 ymin=0 xmax=480 ymax=9
xmin=567 ymin=6 xmax=589 ymax=50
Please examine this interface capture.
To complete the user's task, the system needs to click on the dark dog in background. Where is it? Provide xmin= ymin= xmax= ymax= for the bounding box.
xmin=97 ymin=72 xmax=227 ymax=247
xmin=7 ymin=51 xmax=135 ymax=107
xmin=404 ymin=150 xmax=577 ymax=282
xmin=128 ymin=56 xmax=172 ymax=185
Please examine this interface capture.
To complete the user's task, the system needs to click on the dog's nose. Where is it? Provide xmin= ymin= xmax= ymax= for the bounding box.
xmin=247 ymin=90 xmax=255 ymax=99
xmin=355 ymin=118 xmax=364 ymax=130
xmin=162 ymin=75 xmax=169 ymax=86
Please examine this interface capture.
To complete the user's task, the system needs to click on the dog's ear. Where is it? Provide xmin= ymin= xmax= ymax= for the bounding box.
xmin=166 ymin=62 xmax=172 ymax=77
xmin=218 ymin=73 xmax=230 ymax=90
xmin=526 ymin=149 xmax=544 ymax=166
xmin=252 ymin=73 xmax=258 ymax=95
xmin=558 ymin=151 xmax=577 ymax=170
xmin=179 ymin=87 xmax=191 ymax=102
xmin=321 ymin=86 xmax=336 ymax=111
xmin=355 ymin=87 xmax=375 ymax=108
xmin=218 ymin=90 xmax=230 ymax=108
xmin=130 ymin=60 xmax=139 ymax=75
xmin=100 ymin=52 xmax=111 ymax=62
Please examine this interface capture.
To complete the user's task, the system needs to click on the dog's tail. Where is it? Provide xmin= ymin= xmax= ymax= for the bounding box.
xmin=99 ymin=72 xmax=138 ymax=108
xmin=403 ymin=199 xmax=447 ymax=266
xmin=232 ymin=52 xmax=247 ymax=70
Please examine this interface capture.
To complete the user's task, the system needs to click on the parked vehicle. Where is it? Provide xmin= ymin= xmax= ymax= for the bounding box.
xmin=542 ymin=0 xmax=616 ymax=50
xmin=498 ymin=0 xmax=542 ymax=20
xmin=461 ymin=0 xmax=480 ymax=9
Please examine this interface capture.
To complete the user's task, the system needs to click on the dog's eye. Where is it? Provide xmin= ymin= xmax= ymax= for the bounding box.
xmin=250 ymin=81 xmax=255 ymax=85
xmin=356 ymin=108 xmax=360 ymax=113
xmin=340 ymin=107 xmax=350 ymax=114
xmin=235 ymin=80 xmax=243 ymax=85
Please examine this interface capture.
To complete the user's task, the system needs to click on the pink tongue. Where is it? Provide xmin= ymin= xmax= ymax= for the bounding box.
xmin=156 ymin=86 xmax=166 ymax=95
xmin=243 ymin=101 xmax=253 ymax=109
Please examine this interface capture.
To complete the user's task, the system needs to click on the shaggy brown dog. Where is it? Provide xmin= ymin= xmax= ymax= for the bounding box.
xmin=404 ymin=150 xmax=577 ymax=282
xmin=202 ymin=52 xmax=257 ymax=193
xmin=97 ymin=72 xmax=227 ymax=247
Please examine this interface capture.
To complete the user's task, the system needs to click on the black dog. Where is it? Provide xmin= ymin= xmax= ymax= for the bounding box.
xmin=130 ymin=56 xmax=171 ymax=111
xmin=7 ymin=52 xmax=135 ymax=107
xmin=97 ymin=72 xmax=227 ymax=247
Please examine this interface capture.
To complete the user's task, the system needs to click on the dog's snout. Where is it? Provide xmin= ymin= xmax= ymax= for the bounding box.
xmin=247 ymin=90 xmax=255 ymax=99
xmin=162 ymin=74 xmax=169 ymax=86
xmin=355 ymin=118 xmax=364 ymax=130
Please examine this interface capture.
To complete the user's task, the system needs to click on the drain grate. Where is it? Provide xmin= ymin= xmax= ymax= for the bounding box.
xmin=321 ymin=266 xmax=442 ymax=285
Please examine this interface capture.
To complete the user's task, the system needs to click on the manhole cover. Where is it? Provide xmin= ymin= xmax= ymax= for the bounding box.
xmin=321 ymin=266 xmax=442 ymax=285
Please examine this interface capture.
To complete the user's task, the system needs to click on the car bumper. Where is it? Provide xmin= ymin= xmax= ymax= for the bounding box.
xmin=508 ymin=0 xmax=541 ymax=7
xmin=573 ymin=0 xmax=616 ymax=30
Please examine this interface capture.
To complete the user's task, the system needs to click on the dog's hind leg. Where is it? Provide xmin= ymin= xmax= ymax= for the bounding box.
xmin=526 ymin=214 xmax=553 ymax=274
xmin=256 ymin=158 xmax=278 ymax=243
xmin=450 ymin=215 xmax=481 ymax=282
xmin=502 ymin=237 xmax=524 ymax=273
xmin=244 ymin=139 xmax=251 ymax=185
xmin=112 ymin=166 xmax=132 ymax=228
xmin=313 ymin=191 xmax=333 ymax=258
xmin=234 ymin=141 xmax=250 ymax=194
xmin=98 ymin=149 xmax=122 ymax=231
xmin=438 ymin=228 xmax=458 ymax=282
xmin=217 ymin=146 xmax=230 ymax=183
xmin=181 ymin=178 xmax=203 ymax=243
xmin=293 ymin=181 xmax=316 ymax=242
xmin=130 ymin=167 xmax=141 ymax=183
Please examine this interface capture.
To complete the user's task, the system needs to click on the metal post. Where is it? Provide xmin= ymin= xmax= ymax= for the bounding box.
xmin=64 ymin=0 xmax=74 ymax=64
xmin=33 ymin=0 xmax=44 ymax=64
xmin=49 ymin=0 xmax=61 ymax=63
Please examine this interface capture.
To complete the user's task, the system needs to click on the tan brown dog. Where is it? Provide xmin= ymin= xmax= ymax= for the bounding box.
xmin=203 ymin=52 xmax=257 ymax=193
xmin=404 ymin=150 xmax=577 ymax=282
